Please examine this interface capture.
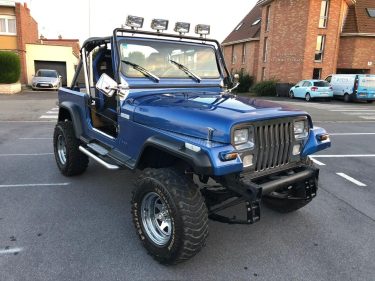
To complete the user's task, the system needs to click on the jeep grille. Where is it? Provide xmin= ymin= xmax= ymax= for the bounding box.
xmin=254 ymin=121 xmax=293 ymax=171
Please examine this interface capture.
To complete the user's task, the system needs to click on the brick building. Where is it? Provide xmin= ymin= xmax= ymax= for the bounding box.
xmin=0 ymin=2 xmax=80 ymax=86
xmin=222 ymin=0 xmax=375 ymax=84
xmin=0 ymin=2 xmax=38 ymax=84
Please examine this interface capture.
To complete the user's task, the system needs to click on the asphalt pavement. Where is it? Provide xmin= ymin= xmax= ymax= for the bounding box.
xmin=0 ymin=91 xmax=374 ymax=281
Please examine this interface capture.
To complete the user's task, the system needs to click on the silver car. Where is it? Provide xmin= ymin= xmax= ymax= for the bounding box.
xmin=32 ymin=69 xmax=62 ymax=90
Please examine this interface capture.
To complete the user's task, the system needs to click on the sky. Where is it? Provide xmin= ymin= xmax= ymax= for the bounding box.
xmin=17 ymin=0 xmax=258 ymax=44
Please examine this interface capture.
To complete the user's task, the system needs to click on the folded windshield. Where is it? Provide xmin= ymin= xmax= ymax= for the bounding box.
xmin=119 ymin=39 xmax=220 ymax=79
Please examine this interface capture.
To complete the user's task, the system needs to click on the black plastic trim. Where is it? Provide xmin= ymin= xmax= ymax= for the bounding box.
xmin=136 ymin=135 xmax=213 ymax=174
xmin=58 ymin=101 xmax=84 ymax=138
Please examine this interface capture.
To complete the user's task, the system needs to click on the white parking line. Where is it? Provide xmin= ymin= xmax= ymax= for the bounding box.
xmin=0 ymin=121 xmax=55 ymax=123
xmin=0 ymin=183 xmax=69 ymax=188
xmin=330 ymin=109 xmax=375 ymax=112
xmin=329 ymin=133 xmax=375 ymax=136
xmin=336 ymin=173 xmax=367 ymax=187
xmin=19 ymin=138 xmax=52 ymax=140
xmin=39 ymin=115 xmax=58 ymax=119
xmin=309 ymin=157 xmax=326 ymax=166
xmin=0 ymin=247 xmax=23 ymax=255
xmin=313 ymin=154 xmax=375 ymax=158
xmin=0 ymin=153 xmax=53 ymax=156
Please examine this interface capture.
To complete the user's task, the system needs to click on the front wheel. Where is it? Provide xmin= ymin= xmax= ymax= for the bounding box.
xmin=289 ymin=91 xmax=294 ymax=99
xmin=131 ymin=168 xmax=208 ymax=265
xmin=53 ymin=121 xmax=89 ymax=176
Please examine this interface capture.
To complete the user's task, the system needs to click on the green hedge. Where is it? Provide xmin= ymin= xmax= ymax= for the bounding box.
xmin=0 ymin=51 xmax=21 ymax=84
xmin=237 ymin=72 xmax=254 ymax=93
xmin=251 ymin=80 xmax=278 ymax=96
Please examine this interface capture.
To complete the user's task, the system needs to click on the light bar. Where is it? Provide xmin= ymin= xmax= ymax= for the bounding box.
xmin=195 ymin=24 xmax=210 ymax=36
xmin=174 ymin=22 xmax=190 ymax=34
xmin=151 ymin=19 xmax=169 ymax=31
xmin=126 ymin=15 xmax=144 ymax=29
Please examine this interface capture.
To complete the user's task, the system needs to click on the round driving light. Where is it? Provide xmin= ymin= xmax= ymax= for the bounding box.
xmin=292 ymin=144 xmax=301 ymax=155
xmin=243 ymin=154 xmax=253 ymax=167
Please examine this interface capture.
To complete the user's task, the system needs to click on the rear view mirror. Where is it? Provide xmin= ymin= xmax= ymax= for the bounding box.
xmin=96 ymin=73 xmax=118 ymax=97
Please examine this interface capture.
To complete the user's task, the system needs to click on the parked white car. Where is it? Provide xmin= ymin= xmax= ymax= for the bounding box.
xmin=32 ymin=69 xmax=62 ymax=90
xmin=325 ymin=74 xmax=375 ymax=103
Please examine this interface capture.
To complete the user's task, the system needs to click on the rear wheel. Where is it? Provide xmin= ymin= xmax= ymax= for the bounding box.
xmin=305 ymin=93 xmax=311 ymax=102
xmin=131 ymin=168 xmax=209 ymax=265
xmin=53 ymin=121 xmax=89 ymax=176
xmin=344 ymin=93 xmax=350 ymax=103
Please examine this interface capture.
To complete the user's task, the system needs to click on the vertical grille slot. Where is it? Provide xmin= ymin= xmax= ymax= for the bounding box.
xmin=255 ymin=121 xmax=293 ymax=172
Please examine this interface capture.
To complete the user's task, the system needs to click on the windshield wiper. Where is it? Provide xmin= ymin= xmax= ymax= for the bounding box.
xmin=169 ymin=59 xmax=201 ymax=83
xmin=121 ymin=60 xmax=160 ymax=83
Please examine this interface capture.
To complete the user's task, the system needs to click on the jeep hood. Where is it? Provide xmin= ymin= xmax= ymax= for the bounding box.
xmin=133 ymin=93 xmax=307 ymax=144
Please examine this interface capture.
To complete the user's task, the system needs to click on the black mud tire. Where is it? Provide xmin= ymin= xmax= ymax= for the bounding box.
xmin=344 ymin=93 xmax=350 ymax=103
xmin=53 ymin=121 xmax=89 ymax=176
xmin=131 ymin=168 xmax=209 ymax=265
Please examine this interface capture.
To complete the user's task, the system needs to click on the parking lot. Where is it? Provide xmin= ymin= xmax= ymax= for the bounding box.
xmin=0 ymin=91 xmax=374 ymax=281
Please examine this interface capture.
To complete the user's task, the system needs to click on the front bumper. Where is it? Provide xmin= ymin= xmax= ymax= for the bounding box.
xmin=223 ymin=164 xmax=319 ymax=200
xmin=209 ymin=164 xmax=319 ymax=224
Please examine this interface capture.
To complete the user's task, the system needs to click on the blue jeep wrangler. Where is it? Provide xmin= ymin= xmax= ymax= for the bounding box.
xmin=53 ymin=19 xmax=331 ymax=264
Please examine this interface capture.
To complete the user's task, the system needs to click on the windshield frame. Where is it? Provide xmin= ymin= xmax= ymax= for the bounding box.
xmin=117 ymin=37 xmax=223 ymax=81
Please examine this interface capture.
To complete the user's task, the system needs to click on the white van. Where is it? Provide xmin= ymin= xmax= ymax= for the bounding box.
xmin=325 ymin=74 xmax=375 ymax=103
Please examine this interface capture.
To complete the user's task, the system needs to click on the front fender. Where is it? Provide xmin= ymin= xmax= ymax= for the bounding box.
xmin=58 ymin=101 xmax=84 ymax=138
xmin=301 ymin=127 xmax=331 ymax=157
xmin=138 ymin=136 xmax=213 ymax=175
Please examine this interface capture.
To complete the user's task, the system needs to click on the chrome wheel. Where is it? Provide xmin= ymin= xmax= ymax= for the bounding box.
xmin=141 ymin=192 xmax=172 ymax=246
xmin=57 ymin=134 xmax=67 ymax=165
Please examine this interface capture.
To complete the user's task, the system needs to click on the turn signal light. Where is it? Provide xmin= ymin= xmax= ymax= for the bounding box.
xmin=317 ymin=133 xmax=330 ymax=141
xmin=220 ymin=152 xmax=239 ymax=161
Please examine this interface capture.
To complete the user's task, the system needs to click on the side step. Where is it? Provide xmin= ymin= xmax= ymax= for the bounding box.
xmin=79 ymin=146 xmax=119 ymax=170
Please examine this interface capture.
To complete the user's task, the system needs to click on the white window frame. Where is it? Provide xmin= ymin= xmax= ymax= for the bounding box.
xmin=241 ymin=43 xmax=246 ymax=64
xmin=0 ymin=15 xmax=17 ymax=35
xmin=318 ymin=0 xmax=330 ymax=28
xmin=263 ymin=37 xmax=269 ymax=63
xmin=315 ymin=35 xmax=325 ymax=62
xmin=265 ymin=5 xmax=271 ymax=32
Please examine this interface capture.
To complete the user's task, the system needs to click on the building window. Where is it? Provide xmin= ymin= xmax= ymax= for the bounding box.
xmin=241 ymin=43 xmax=246 ymax=64
xmin=0 ymin=16 xmax=17 ymax=35
xmin=265 ymin=5 xmax=271 ymax=32
xmin=313 ymin=68 xmax=322 ymax=79
xmin=319 ymin=0 xmax=330 ymax=28
xmin=367 ymin=8 xmax=375 ymax=17
xmin=261 ymin=67 xmax=266 ymax=81
xmin=231 ymin=45 xmax=235 ymax=64
xmin=315 ymin=35 xmax=325 ymax=62
xmin=263 ymin=37 xmax=269 ymax=62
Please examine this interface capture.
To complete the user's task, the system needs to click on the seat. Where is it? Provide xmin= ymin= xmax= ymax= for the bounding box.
xmin=93 ymin=48 xmax=116 ymax=112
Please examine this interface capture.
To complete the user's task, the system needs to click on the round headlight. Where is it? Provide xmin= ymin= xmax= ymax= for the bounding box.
xmin=294 ymin=120 xmax=308 ymax=139
xmin=234 ymin=129 xmax=249 ymax=145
